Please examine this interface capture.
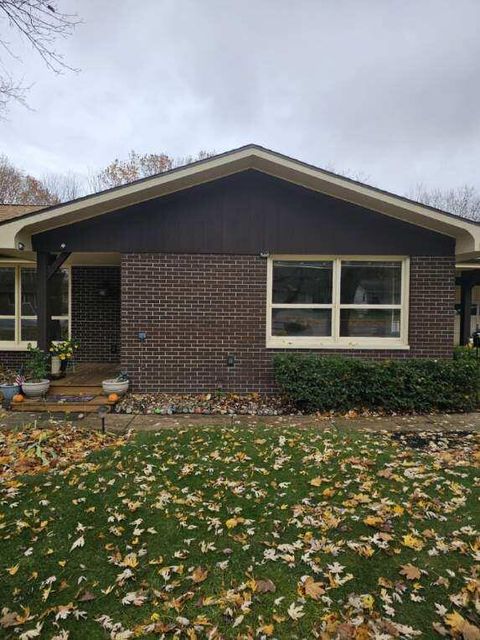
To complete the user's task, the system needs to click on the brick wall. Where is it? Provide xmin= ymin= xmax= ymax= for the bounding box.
xmin=0 ymin=350 xmax=27 ymax=371
xmin=71 ymin=266 xmax=121 ymax=363
xmin=120 ymin=253 xmax=456 ymax=393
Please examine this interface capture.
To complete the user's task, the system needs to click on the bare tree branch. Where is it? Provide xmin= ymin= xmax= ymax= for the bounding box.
xmin=0 ymin=1 xmax=80 ymax=72
xmin=408 ymin=183 xmax=480 ymax=221
xmin=0 ymin=72 xmax=27 ymax=114
xmin=0 ymin=0 xmax=80 ymax=114
xmin=41 ymin=170 xmax=82 ymax=201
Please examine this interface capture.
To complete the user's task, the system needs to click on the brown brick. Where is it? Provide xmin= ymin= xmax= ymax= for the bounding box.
xmin=120 ymin=253 xmax=455 ymax=393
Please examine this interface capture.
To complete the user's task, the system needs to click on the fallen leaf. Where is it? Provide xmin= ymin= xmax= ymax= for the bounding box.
xmin=256 ymin=578 xmax=276 ymax=594
xmin=70 ymin=536 xmax=85 ymax=551
xmin=303 ymin=576 xmax=325 ymax=600
xmin=287 ymin=602 xmax=304 ymax=620
xmin=191 ymin=567 xmax=208 ymax=583
xmin=399 ymin=564 xmax=422 ymax=580
xmin=6 ymin=564 xmax=19 ymax=576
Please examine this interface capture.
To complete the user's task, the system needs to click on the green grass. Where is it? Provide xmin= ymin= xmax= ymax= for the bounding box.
xmin=0 ymin=425 xmax=479 ymax=639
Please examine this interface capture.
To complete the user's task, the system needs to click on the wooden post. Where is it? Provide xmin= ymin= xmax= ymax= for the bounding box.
xmin=36 ymin=252 xmax=52 ymax=352
xmin=460 ymin=275 xmax=473 ymax=346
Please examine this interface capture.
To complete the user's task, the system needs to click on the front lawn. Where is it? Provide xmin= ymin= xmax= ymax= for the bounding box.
xmin=1 ymin=425 xmax=479 ymax=639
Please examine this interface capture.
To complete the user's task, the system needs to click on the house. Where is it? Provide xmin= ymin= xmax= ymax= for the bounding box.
xmin=0 ymin=144 xmax=479 ymax=393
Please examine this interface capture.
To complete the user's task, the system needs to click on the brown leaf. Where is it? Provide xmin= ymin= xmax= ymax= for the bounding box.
xmin=445 ymin=612 xmax=480 ymax=640
xmin=191 ymin=567 xmax=209 ymax=583
xmin=255 ymin=579 xmax=276 ymax=594
xmin=78 ymin=591 xmax=96 ymax=602
xmin=304 ymin=576 xmax=325 ymax=600
xmin=336 ymin=623 xmax=357 ymax=639
xmin=399 ymin=563 xmax=422 ymax=580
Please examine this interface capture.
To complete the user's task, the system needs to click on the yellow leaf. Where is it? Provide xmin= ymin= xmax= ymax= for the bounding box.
xmin=445 ymin=612 xmax=480 ymax=640
xmin=361 ymin=594 xmax=375 ymax=609
xmin=259 ymin=624 xmax=274 ymax=636
xmin=402 ymin=534 xmax=424 ymax=551
xmin=225 ymin=518 xmax=239 ymax=529
xmin=122 ymin=553 xmax=138 ymax=568
xmin=309 ymin=477 xmax=322 ymax=487
xmin=363 ymin=516 xmax=383 ymax=527
xmin=6 ymin=564 xmax=19 ymax=576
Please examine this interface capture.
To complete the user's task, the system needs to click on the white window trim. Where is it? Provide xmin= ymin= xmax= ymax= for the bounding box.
xmin=0 ymin=264 xmax=71 ymax=351
xmin=266 ymin=255 xmax=410 ymax=350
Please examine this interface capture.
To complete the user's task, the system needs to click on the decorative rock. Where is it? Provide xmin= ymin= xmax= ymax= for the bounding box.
xmin=116 ymin=391 xmax=297 ymax=416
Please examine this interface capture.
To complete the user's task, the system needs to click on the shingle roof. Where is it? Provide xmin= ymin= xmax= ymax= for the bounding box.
xmin=0 ymin=204 xmax=44 ymax=223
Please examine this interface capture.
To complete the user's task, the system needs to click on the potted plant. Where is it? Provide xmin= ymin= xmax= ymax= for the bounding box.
xmin=49 ymin=338 xmax=79 ymax=376
xmin=22 ymin=345 xmax=50 ymax=398
xmin=102 ymin=371 xmax=130 ymax=396
xmin=0 ymin=367 xmax=21 ymax=409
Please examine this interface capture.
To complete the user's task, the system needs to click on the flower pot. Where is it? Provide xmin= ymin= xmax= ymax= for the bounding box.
xmin=21 ymin=379 xmax=50 ymax=398
xmin=102 ymin=379 xmax=129 ymax=396
xmin=0 ymin=383 xmax=20 ymax=408
xmin=51 ymin=356 xmax=61 ymax=376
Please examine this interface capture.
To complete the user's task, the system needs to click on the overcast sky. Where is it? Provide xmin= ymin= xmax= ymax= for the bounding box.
xmin=1 ymin=0 xmax=480 ymax=195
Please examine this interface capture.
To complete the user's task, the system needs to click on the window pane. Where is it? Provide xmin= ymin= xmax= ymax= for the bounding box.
xmin=273 ymin=261 xmax=333 ymax=304
xmin=0 ymin=318 xmax=15 ymax=340
xmin=0 ymin=267 xmax=15 ymax=315
xmin=51 ymin=318 xmax=69 ymax=340
xmin=272 ymin=308 xmax=332 ymax=336
xmin=340 ymin=261 xmax=402 ymax=305
xmin=21 ymin=318 xmax=37 ymax=341
xmin=50 ymin=270 xmax=69 ymax=316
xmin=21 ymin=268 xmax=37 ymax=315
xmin=340 ymin=309 xmax=401 ymax=338
xmin=21 ymin=268 xmax=69 ymax=316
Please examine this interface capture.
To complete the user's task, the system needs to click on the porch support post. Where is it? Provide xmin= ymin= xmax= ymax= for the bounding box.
xmin=47 ymin=251 xmax=71 ymax=280
xmin=460 ymin=272 xmax=473 ymax=346
xmin=36 ymin=251 xmax=53 ymax=352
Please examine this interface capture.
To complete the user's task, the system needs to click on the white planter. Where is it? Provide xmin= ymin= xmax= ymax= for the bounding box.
xmin=102 ymin=379 xmax=129 ymax=396
xmin=51 ymin=356 xmax=61 ymax=375
xmin=22 ymin=379 xmax=50 ymax=398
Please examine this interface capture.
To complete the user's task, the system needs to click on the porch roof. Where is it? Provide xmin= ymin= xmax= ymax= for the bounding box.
xmin=1 ymin=145 xmax=480 ymax=259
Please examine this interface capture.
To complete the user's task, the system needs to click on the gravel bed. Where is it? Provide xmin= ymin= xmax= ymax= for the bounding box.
xmin=115 ymin=392 xmax=299 ymax=415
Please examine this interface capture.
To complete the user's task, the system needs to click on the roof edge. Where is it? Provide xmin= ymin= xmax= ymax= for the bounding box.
xmin=0 ymin=144 xmax=479 ymax=256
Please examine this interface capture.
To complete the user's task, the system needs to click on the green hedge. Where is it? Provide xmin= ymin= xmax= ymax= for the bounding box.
xmin=273 ymin=353 xmax=480 ymax=413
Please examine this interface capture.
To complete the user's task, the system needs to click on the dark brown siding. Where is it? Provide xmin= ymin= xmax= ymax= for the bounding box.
xmin=33 ymin=171 xmax=454 ymax=255
xmin=121 ymin=253 xmax=455 ymax=393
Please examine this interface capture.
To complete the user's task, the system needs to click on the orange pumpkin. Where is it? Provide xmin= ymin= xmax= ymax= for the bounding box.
xmin=108 ymin=393 xmax=119 ymax=403
xmin=12 ymin=394 xmax=24 ymax=403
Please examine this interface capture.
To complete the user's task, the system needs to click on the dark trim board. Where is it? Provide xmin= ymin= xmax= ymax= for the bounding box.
xmin=32 ymin=170 xmax=455 ymax=255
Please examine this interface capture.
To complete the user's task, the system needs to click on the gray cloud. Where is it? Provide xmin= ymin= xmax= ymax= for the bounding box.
xmin=1 ymin=0 xmax=480 ymax=195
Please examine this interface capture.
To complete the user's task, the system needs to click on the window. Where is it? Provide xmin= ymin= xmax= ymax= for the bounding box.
xmin=267 ymin=256 xmax=409 ymax=349
xmin=0 ymin=264 xmax=70 ymax=349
